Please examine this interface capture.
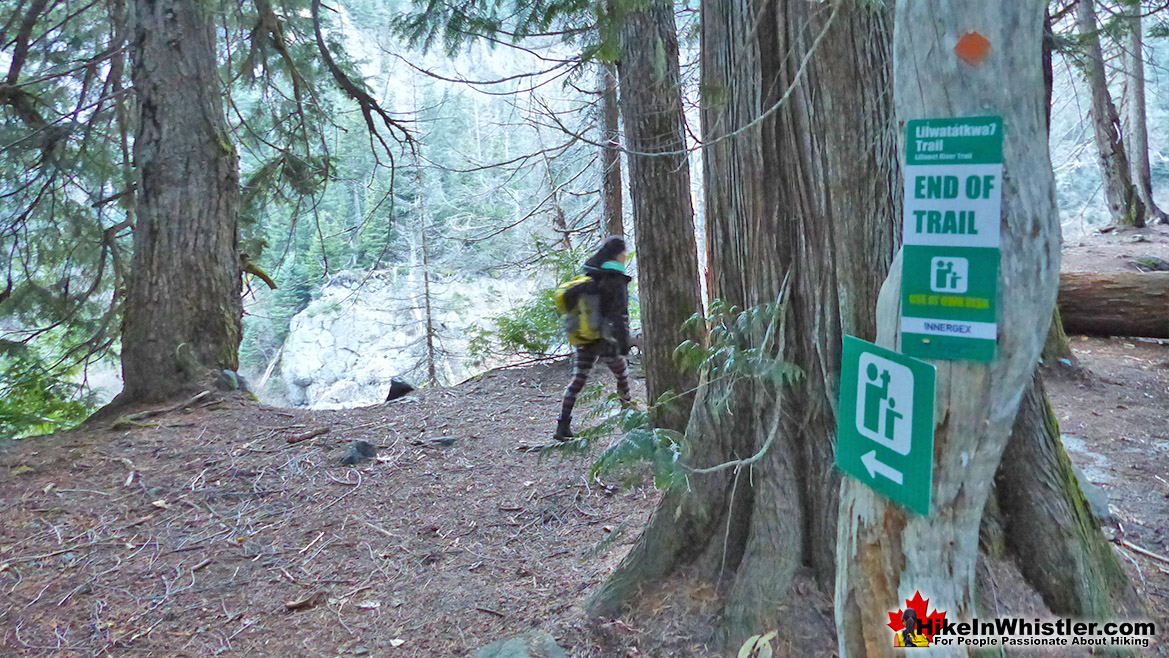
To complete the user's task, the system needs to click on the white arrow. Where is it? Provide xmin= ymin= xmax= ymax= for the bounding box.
xmin=862 ymin=450 xmax=903 ymax=484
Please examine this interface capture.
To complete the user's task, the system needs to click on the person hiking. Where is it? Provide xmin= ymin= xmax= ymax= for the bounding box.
xmin=554 ymin=236 xmax=633 ymax=441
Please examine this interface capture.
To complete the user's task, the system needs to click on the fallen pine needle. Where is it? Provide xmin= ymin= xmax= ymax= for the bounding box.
xmin=298 ymin=531 xmax=325 ymax=555
xmin=361 ymin=520 xmax=394 ymax=538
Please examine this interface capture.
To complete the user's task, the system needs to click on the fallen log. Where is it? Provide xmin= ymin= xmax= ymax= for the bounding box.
xmin=1058 ymin=272 xmax=1169 ymax=338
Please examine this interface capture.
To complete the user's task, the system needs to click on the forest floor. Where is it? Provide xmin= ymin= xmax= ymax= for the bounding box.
xmin=1 ymin=226 xmax=1167 ymax=658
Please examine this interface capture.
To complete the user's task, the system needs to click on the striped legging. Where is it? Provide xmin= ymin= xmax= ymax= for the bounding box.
xmin=559 ymin=345 xmax=631 ymax=421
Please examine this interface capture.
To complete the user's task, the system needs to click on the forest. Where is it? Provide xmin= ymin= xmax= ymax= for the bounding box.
xmin=1 ymin=0 xmax=1168 ymax=655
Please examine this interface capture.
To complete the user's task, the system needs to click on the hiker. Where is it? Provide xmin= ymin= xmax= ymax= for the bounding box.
xmin=554 ymin=236 xmax=633 ymax=441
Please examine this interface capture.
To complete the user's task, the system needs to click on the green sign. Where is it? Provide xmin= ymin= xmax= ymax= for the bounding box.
xmin=901 ymin=116 xmax=1003 ymax=361
xmin=836 ymin=336 xmax=936 ymax=515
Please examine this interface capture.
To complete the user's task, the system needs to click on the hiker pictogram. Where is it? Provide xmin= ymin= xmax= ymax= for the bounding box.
xmin=856 ymin=353 xmax=913 ymax=455
xmin=930 ymin=257 xmax=969 ymax=293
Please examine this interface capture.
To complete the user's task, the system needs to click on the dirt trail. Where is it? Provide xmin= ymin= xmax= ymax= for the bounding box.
xmin=0 ymin=363 xmax=657 ymax=657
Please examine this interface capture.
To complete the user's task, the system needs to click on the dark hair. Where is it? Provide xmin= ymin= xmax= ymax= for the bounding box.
xmin=902 ymin=608 xmax=919 ymax=643
xmin=584 ymin=236 xmax=626 ymax=269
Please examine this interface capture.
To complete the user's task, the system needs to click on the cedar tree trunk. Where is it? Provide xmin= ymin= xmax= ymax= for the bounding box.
xmin=1077 ymin=0 xmax=1145 ymax=228
xmin=590 ymin=1 xmax=899 ymax=646
xmin=601 ymin=62 xmax=624 ymax=238
xmin=615 ymin=0 xmax=704 ymax=432
xmin=1125 ymin=4 xmax=1166 ymax=223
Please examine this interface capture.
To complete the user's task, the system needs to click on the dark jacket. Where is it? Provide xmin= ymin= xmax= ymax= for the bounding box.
xmin=564 ymin=264 xmax=632 ymax=355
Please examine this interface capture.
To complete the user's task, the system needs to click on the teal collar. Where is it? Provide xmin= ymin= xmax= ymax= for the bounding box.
xmin=601 ymin=260 xmax=626 ymax=274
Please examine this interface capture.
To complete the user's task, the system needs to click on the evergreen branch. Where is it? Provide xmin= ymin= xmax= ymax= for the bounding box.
xmin=310 ymin=0 xmax=411 ymax=162
xmin=6 ymin=0 xmax=51 ymax=87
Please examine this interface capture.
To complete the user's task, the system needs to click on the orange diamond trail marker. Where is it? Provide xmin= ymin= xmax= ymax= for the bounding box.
xmin=954 ymin=31 xmax=991 ymax=65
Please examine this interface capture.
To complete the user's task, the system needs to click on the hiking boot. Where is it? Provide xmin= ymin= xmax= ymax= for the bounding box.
xmin=553 ymin=416 xmax=574 ymax=442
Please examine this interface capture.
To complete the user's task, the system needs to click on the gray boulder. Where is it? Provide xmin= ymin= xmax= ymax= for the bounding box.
xmin=475 ymin=632 xmax=566 ymax=658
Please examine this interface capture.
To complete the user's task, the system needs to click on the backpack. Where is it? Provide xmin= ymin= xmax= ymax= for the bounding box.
xmin=554 ymin=275 xmax=603 ymax=346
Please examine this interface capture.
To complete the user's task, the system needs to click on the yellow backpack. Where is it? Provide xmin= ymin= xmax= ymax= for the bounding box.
xmin=554 ymin=275 xmax=602 ymax=346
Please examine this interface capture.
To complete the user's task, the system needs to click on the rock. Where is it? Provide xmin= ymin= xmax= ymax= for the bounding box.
xmin=475 ymin=632 xmax=566 ymax=658
xmin=277 ymin=271 xmax=536 ymax=408
xmin=341 ymin=440 xmax=378 ymax=466
xmin=1071 ymin=463 xmax=1114 ymax=524
xmin=385 ymin=378 xmax=416 ymax=402
xmin=627 ymin=327 xmax=643 ymax=353
xmin=215 ymin=369 xmax=241 ymax=391
xmin=1130 ymin=256 xmax=1169 ymax=272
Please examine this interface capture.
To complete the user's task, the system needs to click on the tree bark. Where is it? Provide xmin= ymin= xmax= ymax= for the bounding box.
xmin=1043 ymin=307 xmax=1075 ymax=364
xmin=996 ymin=371 xmax=1144 ymax=626
xmin=1126 ymin=4 xmax=1166 ymax=224
xmin=118 ymin=0 xmax=241 ymax=403
xmin=600 ymin=62 xmax=624 ymax=238
xmin=1078 ymin=0 xmax=1145 ymax=228
xmin=614 ymin=0 xmax=704 ymax=431
xmin=1058 ymin=271 xmax=1169 ymax=338
xmin=591 ymin=1 xmax=899 ymax=646
xmin=836 ymin=3 xmax=1061 ymax=656
xmin=993 ymin=69 xmax=1133 ymax=617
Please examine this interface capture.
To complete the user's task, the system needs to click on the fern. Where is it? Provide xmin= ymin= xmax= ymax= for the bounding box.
xmin=584 ymin=294 xmax=800 ymax=488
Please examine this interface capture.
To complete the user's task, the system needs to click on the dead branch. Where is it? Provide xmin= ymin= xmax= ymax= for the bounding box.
xmin=286 ymin=427 xmax=330 ymax=444
xmin=110 ymin=391 xmax=211 ymax=429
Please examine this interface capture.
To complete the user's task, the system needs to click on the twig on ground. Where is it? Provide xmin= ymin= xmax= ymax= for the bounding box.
xmin=1115 ymin=538 xmax=1169 ymax=566
xmin=317 ymin=471 xmax=363 ymax=514
xmin=6 ymin=540 xmax=111 ymax=565
xmin=297 ymin=532 xmax=325 ymax=555
xmin=286 ymin=427 xmax=330 ymax=444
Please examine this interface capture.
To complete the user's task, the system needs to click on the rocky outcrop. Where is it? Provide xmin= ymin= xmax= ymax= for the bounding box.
xmin=279 ymin=269 xmax=534 ymax=409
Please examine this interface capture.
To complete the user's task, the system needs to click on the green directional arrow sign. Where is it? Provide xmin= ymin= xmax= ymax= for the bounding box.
xmin=836 ymin=336 xmax=936 ymax=515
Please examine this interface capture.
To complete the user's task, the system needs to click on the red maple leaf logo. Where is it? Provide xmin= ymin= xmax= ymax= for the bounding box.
xmin=887 ymin=591 xmax=947 ymax=641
